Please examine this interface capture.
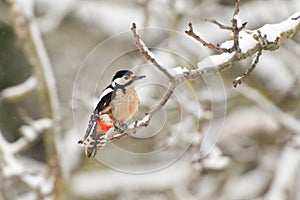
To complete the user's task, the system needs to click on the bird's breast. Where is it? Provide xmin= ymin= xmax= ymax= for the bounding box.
xmin=112 ymin=88 xmax=139 ymax=122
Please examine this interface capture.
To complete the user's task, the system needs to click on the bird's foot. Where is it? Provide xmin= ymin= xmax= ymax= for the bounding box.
xmin=114 ymin=120 xmax=128 ymax=133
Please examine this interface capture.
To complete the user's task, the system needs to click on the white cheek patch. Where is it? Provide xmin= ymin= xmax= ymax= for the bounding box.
xmin=99 ymin=87 xmax=113 ymax=100
xmin=113 ymin=78 xmax=127 ymax=85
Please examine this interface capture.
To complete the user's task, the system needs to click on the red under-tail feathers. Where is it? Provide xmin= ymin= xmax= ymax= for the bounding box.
xmin=78 ymin=111 xmax=113 ymax=157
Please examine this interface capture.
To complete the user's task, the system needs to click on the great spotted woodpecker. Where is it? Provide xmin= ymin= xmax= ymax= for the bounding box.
xmin=78 ymin=70 xmax=145 ymax=157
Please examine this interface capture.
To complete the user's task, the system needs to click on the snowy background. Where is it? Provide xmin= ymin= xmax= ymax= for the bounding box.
xmin=0 ymin=0 xmax=300 ymax=199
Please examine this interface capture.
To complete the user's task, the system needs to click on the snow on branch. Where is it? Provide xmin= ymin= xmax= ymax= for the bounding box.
xmin=186 ymin=0 xmax=247 ymax=57
xmin=187 ymin=8 xmax=300 ymax=86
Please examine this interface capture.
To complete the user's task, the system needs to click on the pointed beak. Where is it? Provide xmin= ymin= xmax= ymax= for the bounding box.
xmin=132 ymin=75 xmax=146 ymax=81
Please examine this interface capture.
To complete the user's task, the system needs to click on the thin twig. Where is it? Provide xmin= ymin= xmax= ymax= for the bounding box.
xmin=131 ymin=23 xmax=173 ymax=80
xmin=148 ymin=81 xmax=177 ymax=117
xmin=256 ymin=30 xmax=268 ymax=47
xmin=205 ymin=18 xmax=232 ymax=30
xmin=230 ymin=0 xmax=246 ymax=56
xmin=186 ymin=0 xmax=245 ymax=56
xmin=233 ymin=48 xmax=262 ymax=87
xmin=231 ymin=17 xmax=240 ymax=54
xmin=233 ymin=0 xmax=240 ymax=16
xmin=292 ymin=15 xmax=300 ymax=20
xmin=185 ymin=22 xmax=229 ymax=53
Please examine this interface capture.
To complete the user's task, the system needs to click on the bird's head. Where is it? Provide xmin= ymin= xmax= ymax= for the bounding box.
xmin=111 ymin=70 xmax=145 ymax=87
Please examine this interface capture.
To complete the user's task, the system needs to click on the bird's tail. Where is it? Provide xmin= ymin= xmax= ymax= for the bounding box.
xmin=78 ymin=110 xmax=108 ymax=157
xmin=79 ymin=132 xmax=107 ymax=157
xmin=78 ymin=129 xmax=107 ymax=157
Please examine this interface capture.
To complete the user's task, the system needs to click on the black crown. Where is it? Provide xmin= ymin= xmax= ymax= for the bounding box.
xmin=112 ymin=70 xmax=133 ymax=81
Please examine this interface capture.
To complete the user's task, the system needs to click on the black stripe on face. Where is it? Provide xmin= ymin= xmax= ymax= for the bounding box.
xmin=113 ymin=76 xmax=139 ymax=96
xmin=113 ymin=84 xmax=126 ymax=97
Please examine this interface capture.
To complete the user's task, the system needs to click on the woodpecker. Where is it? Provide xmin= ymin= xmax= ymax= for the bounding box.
xmin=78 ymin=70 xmax=145 ymax=157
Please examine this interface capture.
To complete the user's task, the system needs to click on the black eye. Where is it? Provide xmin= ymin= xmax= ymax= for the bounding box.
xmin=124 ymin=76 xmax=129 ymax=80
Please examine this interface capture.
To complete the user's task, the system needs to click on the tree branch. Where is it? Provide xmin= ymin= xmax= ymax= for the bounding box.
xmin=131 ymin=23 xmax=174 ymax=80
xmin=187 ymin=11 xmax=300 ymax=86
xmin=109 ymin=10 xmax=300 ymax=140
xmin=186 ymin=0 xmax=246 ymax=58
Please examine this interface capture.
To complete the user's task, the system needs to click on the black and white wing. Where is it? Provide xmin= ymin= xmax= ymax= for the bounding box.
xmin=78 ymin=85 xmax=114 ymax=157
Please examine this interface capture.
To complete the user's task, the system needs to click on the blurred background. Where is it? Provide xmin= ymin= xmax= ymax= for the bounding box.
xmin=0 ymin=0 xmax=300 ymax=199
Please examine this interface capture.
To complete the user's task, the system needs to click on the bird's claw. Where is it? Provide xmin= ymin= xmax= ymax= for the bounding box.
xmin=114 ymin=120 xmax=128 ymax=133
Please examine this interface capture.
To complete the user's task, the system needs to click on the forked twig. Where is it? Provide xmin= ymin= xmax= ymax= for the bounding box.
xmin=185 ymin=22 xmax=229 ymax=53
xmin=186 ymin=0 xmax=246 ymax=57
xmin=233 ymin=48 xmax=262 ymax=87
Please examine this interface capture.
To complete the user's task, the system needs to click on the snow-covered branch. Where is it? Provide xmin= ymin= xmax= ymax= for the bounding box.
xmin=187 ymin=11 xmax=300 ymax=86
xmin=233 ymin=49 xmax=262 ymax=87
